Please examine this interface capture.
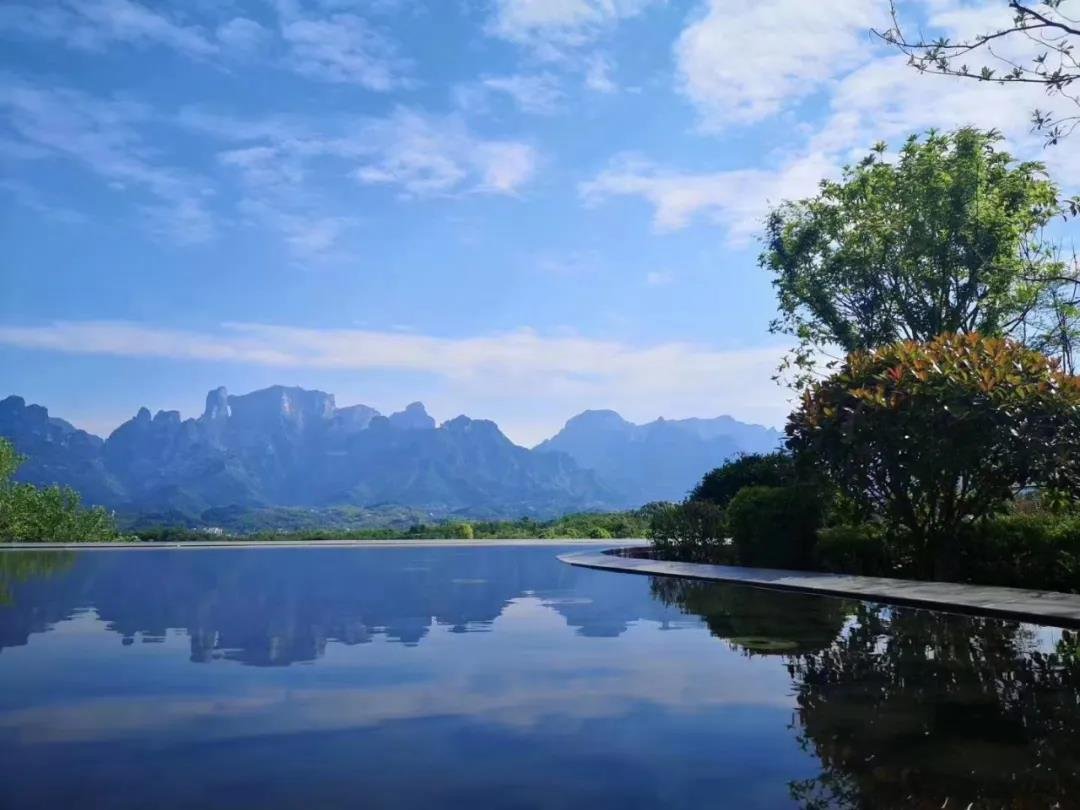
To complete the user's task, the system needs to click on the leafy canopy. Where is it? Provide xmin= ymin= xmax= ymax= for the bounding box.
xmin=761 ymin=128 xmax=1065 ymax=384
xmin=787 ymin=333 xmax=1080 ymax=576
xmin=690 ymin=452 xmax=795 ymax=507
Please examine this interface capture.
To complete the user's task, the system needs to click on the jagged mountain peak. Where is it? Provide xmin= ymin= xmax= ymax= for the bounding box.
xmin=227 ymin=385 xmax=337 ymax=423
xmin=0 ymin=387 xmax=778 ymax=522
xmin=388 ymin=402 xmax=435 ymax=430
xmin=560 ymin=409 xmax=634 ymax=432
xmin=1 ymin=394 xmax=27 ymax=411
xmin=203 ymin=386 xmax=230 ymax=420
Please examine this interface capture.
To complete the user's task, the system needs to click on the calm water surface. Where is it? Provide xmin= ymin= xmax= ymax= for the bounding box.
xmin=1 ymin=545 xmax=1078 ymax=809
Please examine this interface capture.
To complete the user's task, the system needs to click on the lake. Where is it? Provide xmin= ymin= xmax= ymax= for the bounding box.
xmin=1 ymin=544 xmax=1078 ymax=808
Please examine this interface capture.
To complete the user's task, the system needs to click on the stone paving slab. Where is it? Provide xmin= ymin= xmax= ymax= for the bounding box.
xmin=559 ymin=548 xmax=1080 ymax=629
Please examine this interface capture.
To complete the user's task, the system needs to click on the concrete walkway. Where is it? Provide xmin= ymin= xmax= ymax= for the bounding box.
xmin=559 ymin=548 xmax=1080 ymax=629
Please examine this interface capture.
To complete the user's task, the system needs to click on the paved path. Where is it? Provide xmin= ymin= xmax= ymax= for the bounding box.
xmin=559 ymin=548 xmax=1080 ymax=629
xmin=0 ymin=538 xmax=648 ymax=552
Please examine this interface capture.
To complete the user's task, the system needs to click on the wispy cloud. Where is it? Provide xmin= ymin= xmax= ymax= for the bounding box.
xmin=0 ymin=320 xmax=793 ymax=432
xmin=278 ymin=11 xmax=409 ymax=90
xmin=0 ymin=1 xmax=410 ymax=90
xmin=0 ymin=75 xmax=215 ymax=244
xmin=472 ymin=73 xmax=565 ymax=115
xmin=584 ymin=54 xmax=617 ymax=93
xmin=486 ymin=0 xmax=661 ymax=60
xmin=587 ymin=0 xmax=1080 ymax=242
xmin=0 ymin=0 xmax=218 ymax=58
xmin=200 ymin=106 xmax=540 ymax=199
xmin=580 ymin=151 xmax=834 ymax=240
xmin=0 ymin=178 xmax=88 ymax=224
xmin=676 ymin=0 xmax=884 ymax=128
xmin=215 ymin=16 xmax=270 ymax=56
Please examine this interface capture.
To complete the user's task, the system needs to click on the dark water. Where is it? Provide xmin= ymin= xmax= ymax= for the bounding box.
xmin=0 ymin=546 xmax=1078 ymax=809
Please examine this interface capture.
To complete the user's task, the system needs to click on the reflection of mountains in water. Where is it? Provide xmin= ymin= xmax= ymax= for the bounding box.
xmin=5 ymin=548 xmax=1080 ymax=807
xmin=0 ymin=547 xmax=693 ymax=666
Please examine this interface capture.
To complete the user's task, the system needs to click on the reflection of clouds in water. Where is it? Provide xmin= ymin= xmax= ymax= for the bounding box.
xmin=0 ymin=597 xmax=793 ymax=745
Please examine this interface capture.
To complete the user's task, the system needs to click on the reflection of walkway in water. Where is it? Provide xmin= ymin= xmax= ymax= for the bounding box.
xmin=560 ymin=548 xmax=1080 ymax=628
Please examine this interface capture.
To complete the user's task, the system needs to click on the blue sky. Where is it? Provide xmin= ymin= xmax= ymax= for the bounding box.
xmin=1 ymin=0 xmax=1077 ymax=444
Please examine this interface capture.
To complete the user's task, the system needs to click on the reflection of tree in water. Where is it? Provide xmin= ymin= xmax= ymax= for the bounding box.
xmin=649 ymin=577 xmax=850 ymax=656
xmin=789 ymin=606 xmax=1080 ymax=809
xmin=0 ymin=551 xmax=74 ymax=606
xmin=654 ymin=576 xmax=1080 ymax=808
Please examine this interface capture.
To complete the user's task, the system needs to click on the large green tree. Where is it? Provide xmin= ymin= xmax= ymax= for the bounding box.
xmin=761 ymin=128 xmax=1069 ymax=384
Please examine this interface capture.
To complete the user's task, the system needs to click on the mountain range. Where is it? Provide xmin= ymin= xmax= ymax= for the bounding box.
xmin=0 ymin=386 xmax=781 ymax=526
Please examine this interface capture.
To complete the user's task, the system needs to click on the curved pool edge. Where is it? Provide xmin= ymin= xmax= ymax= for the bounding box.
xmin=558 ymin=547 xmax=1080 ymax=629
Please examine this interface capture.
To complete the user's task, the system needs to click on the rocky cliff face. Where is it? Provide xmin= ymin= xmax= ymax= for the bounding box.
xmin=0 ymin=395 xmax=124 ymax=506
xmin=0 ymin=387 xmax=614 ymax=519
xmin=1 ymin=387 xmax=783 ymax=520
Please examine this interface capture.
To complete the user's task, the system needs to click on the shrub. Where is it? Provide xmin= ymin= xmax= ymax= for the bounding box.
xmin=788 ymin=333 xmax=1080 ymax=578
xmin=0 ymin=437 xmax=121 ymax=543
xmin=956 ymin=514 xmax=1080 ymax=593
xmin=586 ymin=526 xmax=613 ymax=539
xmin=0 ymin=482 xmax=119 ymax=542
xmin=815 ymin=523 xmax=894 ymax=576
xmin=648 ymin=501 xmax=729 ymax=563
xmin=691 ymin=452 xmax=794 ymax=507
xmin=726 ymin=485 xmax=821 ymax=569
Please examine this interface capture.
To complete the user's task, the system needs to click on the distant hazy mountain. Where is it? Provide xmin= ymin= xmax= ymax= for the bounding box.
xmin=0 ymin=387 xmax=781 ymax=526
xmin=534 ymin=409 xmax=782 ymax=504
xmin=0 ymin=395 xmax=125 ymax=507
xmin=1 ymin=387 xmax=613 ymax=522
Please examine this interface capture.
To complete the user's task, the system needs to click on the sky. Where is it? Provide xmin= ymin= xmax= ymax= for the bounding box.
xmin=1 ymin=0 xmax=1078 ymax=445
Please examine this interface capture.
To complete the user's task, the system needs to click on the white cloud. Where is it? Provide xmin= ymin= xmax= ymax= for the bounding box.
xmin=675 ymin=0 xmax=885 ymax=128
xmin=202 ymin=107 xmax=538 ymax=198
xmin=0 ymin=0 xmax=218 ymax=57
xmin=219 ymin=145 xmax=305 ymax=190
xmin=486 ymin=0 xmax=660 ymax=59
xmin=480 ymin=73 xmax=564 ymax=115
xmin=338 ymin=109 xmax=538 ymax=197
xmin=0 ymin=76 xmax=215 ymax=244
xmin=216 ymin=16 xmax=269 ymax=55
xmin=0 ymin=2 xmax=409 ymax=90
xmin=581 ymin=151 xmax=834 ymax=240
xmin=280 ymin=12 xmax=407 ymax=89
xmin=590 ymin=0 xmax=1080 ymax=242
xmin=0 ymin=320 xmax=793 ymax=434
xmin=812 ymin=54 xmax=1080 ymax=187
xmin=187 ymin=106 xmax=539 ymax=256
xmin=584 ymin=54 xmax=617 ymax=93
xmin=237 ymin=198 xmax=354 ymax=261
xmin=645 ymin=270 xmax=672 ymax=286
